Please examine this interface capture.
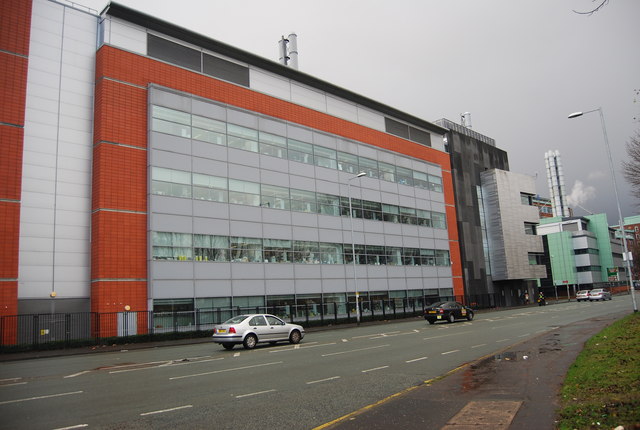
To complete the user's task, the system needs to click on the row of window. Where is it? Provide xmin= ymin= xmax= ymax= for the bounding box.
xmin=152 ymin=232 xmax=452 ymax=266
xmin=577 ymin=265 xmax=602 ymax=272
xmin=152 ymin=167 xmax=448 ymax=229
xmin=528 ymin=252 xmax=544 ymax=265
xmin=574 ymin=248 xmax=599 ymax=255
xmin=151 ymin=105 xmax=443 ymax=191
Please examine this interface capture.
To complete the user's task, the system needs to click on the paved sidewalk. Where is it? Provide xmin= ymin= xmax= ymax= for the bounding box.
xmin=318 ymin=314 xmax=620 ymax=430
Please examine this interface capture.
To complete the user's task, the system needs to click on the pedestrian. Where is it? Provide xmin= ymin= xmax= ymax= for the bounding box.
xmin=538 ymin=291 xmax=546 ymax=306
xmin=524 ymin=292 xmax=529 ymax=304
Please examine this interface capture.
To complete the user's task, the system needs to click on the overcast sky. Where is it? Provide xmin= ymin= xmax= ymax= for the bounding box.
xmin=79 ymin=0 xmax=640 ymax=224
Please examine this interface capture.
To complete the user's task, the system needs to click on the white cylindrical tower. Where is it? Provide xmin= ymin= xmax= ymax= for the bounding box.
xmin=287 ymin=32 xmax=298 ymax=70
xmin=544 ymin=150 xmax=570 ymax=217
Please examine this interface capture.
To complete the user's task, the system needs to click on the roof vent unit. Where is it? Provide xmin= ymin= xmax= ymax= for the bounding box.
xmin=277 ymin=33 xmax=298 ymax=70
xmin=461 ymin=112 xmax=472 ymax=129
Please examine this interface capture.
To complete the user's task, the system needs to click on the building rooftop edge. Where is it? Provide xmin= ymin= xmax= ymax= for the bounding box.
xmin=104 ymin=2 xmax=448 ymax=136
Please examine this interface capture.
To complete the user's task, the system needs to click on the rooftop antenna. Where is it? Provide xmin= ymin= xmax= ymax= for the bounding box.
xmin=277 ymin=33 xmax=298 ymax=70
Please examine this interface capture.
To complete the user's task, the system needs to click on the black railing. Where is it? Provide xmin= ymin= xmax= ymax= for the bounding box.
xmin=0 ymin=294 xmax=504 ymax=351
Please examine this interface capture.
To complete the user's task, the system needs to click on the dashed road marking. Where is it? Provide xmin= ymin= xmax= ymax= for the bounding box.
xmin=140 ymin=405 xmax=193 ymax=416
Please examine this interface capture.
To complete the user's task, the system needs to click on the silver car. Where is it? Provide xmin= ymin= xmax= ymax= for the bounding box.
xmin=212 ymin=314 xmax=305 ymax=350
xmin=576 ymin=290 xmax=590 ymax=302
xmin=588 ymin=288 xmax=612 ymax=301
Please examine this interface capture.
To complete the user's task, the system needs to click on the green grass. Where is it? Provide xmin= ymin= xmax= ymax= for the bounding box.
xmin=557 ymin=312 xmax=640 ymax=429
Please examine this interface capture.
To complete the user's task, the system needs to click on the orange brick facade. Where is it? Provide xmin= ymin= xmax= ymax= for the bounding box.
xmin=91 ymin=45 xmax=464 ymax=318
xmin=0 ymin=0 xmax=32 ymax=343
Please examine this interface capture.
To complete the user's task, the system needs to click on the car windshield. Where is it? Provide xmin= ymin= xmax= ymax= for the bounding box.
xmin=223 ymin=315 xmax=249 ymax=324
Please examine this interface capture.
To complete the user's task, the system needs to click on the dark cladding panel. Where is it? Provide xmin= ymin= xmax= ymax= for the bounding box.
xmin=148 ymin=34 xmax=201 ymax=72
xmin=409 ymin=126 xmax=431 ymax=147
xmin=203 ymin=54 xmax=250 ymax=87
xmin=384 ymin=117 xmax=410 ymax=139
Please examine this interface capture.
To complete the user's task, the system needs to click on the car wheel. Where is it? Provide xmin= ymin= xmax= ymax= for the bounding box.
xmin=243 ymin=334 xmax=257 ymax=350
xmin=427 ymin=319 xmax=435 ymax=325
xmin=222 ymin=343 xmax=234 ymax=350
xmin=448 ymin=313 xmax=455 ymax=323
xmin=289 ymin=330 xmax=301 ymax=344
xmin=466 ymin=312 xmax=474 ymax=321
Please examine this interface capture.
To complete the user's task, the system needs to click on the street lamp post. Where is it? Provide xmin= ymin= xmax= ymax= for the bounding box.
xmin=348 ymin=172 xmax=367 ymax=325
xmin=568 ymin=107 xmax=638 ymax=312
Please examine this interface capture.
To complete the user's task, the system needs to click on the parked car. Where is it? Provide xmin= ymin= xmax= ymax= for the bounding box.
xmin=424 ymin=301 xmax=474 ymax=324
xmin=576 ymin=290 xmax=590 ymax=302
xmin=212 ymin=314 xmax=305 ymax=350
xmin=588 ymin=288 xmax=612 ymax=301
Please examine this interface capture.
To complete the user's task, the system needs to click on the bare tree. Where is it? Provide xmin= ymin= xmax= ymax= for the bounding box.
xmin=573 ymin=0 xmax=610 ymax=15
xmin=623 ymin=131 xmax=640 ymax=206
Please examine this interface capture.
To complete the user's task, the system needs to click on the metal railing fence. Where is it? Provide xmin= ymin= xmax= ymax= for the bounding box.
xmin=1 ymin=294 xmax=505 ymax=351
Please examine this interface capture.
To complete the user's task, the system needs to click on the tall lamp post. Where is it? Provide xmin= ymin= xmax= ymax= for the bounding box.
xmin=568 ymin=107 xmax=637 ymax=312
xmin=348 ymin=172 xmax=367 ymax=325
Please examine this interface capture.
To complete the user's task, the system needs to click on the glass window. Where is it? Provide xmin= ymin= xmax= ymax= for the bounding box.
xmin=320 ymin=243 xmax=343 ymax=264
xmin=382 ymin=204 xmax=400 ymax=223
xmin=520 ymin=192 xmax=533 ymax=205
xmin=260 ymin=184 xmax=290 ymax=210
xmin=192 ymin=115 xmax=226 ymax=145
xmin=148 ymin=34 xmax=201 ymax=72
xmin=365 ymin=245 xmax=386 ymax=265
xmin=228 ymin=124 xmax=258 ymax=152
xmin=400 ymin=207 xmax=417 ymax=225
xmin=152 ymin=105 xmax=191 ymax=125
xmin=259 ymin=132 xmax=287 ymax=158
xmin=152 ymin=232 xmax=192 ymax=260
xmin=192 ymin=115 xmax=225 ymax=132
xmin=293 ymin=241 xmax=320 ymax=264
xmin=151 ymin=167 xmax=191 ymax=198
xmin=432 ymin=211 xmax=447 ymax=229
xmin=524 ymin=222 xmax=537 ymax=235
xmin=421 ymin=249 xmax=435 ymax=266
xmin=403 ymin=248 xmax=421 ymax=266
xmin=263 ymin=239 xmax=292 ymax=263
xmin=528 ymin=253 xmax=543 ymax=265
xmin=230 ymin=237 xmax=263 ymax=263
xmin=337 ymin=152 xmax=358 ymax=173
xmin=194 ymin=234 xmax=229 ymax=261
xmin=192 ymin=173 xmax=227 ymax=202
xmin=416 ymin=209 xmax=432 ymax=227
xmin=378 ymin=162 xmax=395 ymax=182
xmin=290 ymin=189 xmax=317 ymax=213
xmin=435 ymin=250 xmax=450 ymax=266
xmin=313 ymin=146 xmax=337 ymax=169
xmin=151 ymin=118 xmax=191 ymax=138
xmin=386 ymin=247 xmax=403 ymax=266
xmin=358 ymin=157 xmax=378 ymax=178
xmin=287 ymin=139 xmax=313 ymax=164
xmin=396 ymin=167 xmax=413 ymax=186
xmin=229 ymin=179 xmax=260 ymax=206
xmin=413 ymin=171 xmax=428 ymax=189
xmin=428 ymin=175 xmax=443 ymax=193
xmin=249 ymin=315 xmax=268 ymax=326
xmin=362 ymin=200 xmax=382 ymax=221
xmin=317 ymin=193 xmax=340 ymax=216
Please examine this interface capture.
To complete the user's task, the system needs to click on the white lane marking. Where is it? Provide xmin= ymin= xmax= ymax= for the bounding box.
xmin=169 ymin=361 xmax=283 ymax=380
xmin=306 ymin=376 xmax=341 ymax=385
xmin=1 ymin=382 xmax=27 ymax=387
xmin=371 ymin=331 xmax=420 ymax=340
xmin=233 ymin=352 xmax=240 ymax=357
xmin=362 ymin=366 xmax=389 ymax=373
xmin=517 ymin=333 xmax=531 ymax=338
xmin=353 ymin=331 xmax=400 ymax=339
xmin=424 ymin=330 xmax=472 ymax=341
xmin=406 ymin=356 xmax=428 ymax=363
xmin=270 ymin=342 xmax=337 ymax=353
xmin=342 ymin=339 xmax=349 ymax=342
xmin=321 ymin=344 xmax=389 ymax=357
xmin=441 ymin=350 xmax=460 ymax=355
xmin=496 ymin=338 xmax=510 ymax=343
xmin=110 ymin=357 xmax=224 ymax=374
xmin=64 ymin=371 xmax=91 ymax=379
xmin=52 ymin=425 xmax=88 ymax=430
xmin=471 ymin=344 xmax=487 ymax=348
xmin=236 ymin=389 xmax=276 ymax=399
xmin=140 ymin=405 xmax=193 ymax=416
xmin=0 ymin=391 xmax=83 ymax=406
xmin=0 ymin=378 xmax=22 ymax=383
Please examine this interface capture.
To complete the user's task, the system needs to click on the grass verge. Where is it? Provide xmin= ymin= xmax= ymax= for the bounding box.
xmin=557 ymin=312 xmax=640 ymax=429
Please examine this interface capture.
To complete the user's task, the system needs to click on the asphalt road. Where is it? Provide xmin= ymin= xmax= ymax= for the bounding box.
xmin=0 ymin=297 xmax=632 ymax=430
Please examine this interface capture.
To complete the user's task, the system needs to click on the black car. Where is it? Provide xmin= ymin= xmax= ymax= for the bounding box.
xmin=424 ymin=301 xmax=474 ymax=324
